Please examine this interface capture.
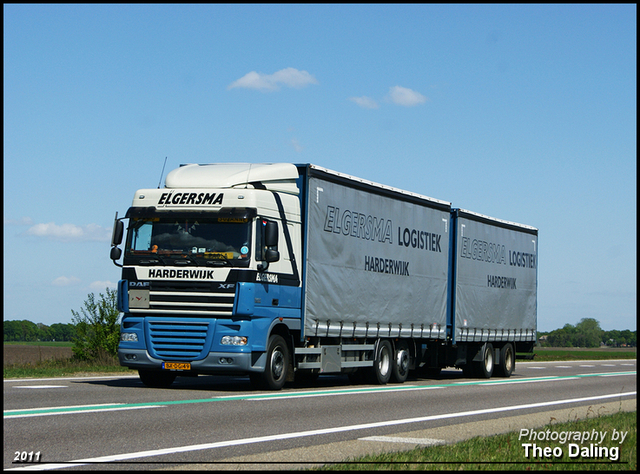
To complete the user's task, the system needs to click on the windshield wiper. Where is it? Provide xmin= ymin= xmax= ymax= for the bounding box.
xmin=173 ymin=254 xmax=199 ymax=265
xmin=137 ymin=255 xmax=168 ymax=265
xmin=206 ymin=257 xmax=233 ymax=266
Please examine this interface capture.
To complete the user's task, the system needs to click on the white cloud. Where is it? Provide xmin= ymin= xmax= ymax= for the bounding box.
xmin=89 ymin=281 xmax=116 ymax=291
xmin=228 ymin=67 xmax=319 ymax=91
xmin=26 ymin=222 xmax=111 ymax=242
xmin=349 ymin=96 xmax=379 ymax=109
xmin=52 ymin=276 xmax=81 ymax=287
xmin=387 ymin=86 xmax=427 ymax=107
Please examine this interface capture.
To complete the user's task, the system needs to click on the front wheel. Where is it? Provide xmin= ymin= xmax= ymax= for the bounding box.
xmin=252 ymin=335 xmax=290 ymax=390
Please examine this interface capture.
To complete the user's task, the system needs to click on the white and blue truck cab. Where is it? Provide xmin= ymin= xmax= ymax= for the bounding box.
xmin=111 ymin=163 xmax=537 ymax=389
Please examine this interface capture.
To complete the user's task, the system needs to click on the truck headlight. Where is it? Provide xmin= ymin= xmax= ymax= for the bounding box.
xmin=120 ymin=332 xmax=138 ymax=342
xmin=221 ymin=335 xmax=248 ymax=345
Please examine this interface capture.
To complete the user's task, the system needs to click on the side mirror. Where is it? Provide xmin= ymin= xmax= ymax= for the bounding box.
xmin=110 ymin=212 xmax=124 ymax=267
xmin=258 ymin=219 xmax=280 ymax=271
xmin=111 ymin=217 xmax=124 ymax=246
xmin=265 ymin=248 xmax=280 ymax=263
xmin=264 ymin=220 xmax=279 ymax=247
xmin=110 ymin=246 xmax=122 ymax=261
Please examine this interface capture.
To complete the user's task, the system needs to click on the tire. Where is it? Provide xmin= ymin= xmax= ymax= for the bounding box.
xmin=391 ymin=341 xmax=410 ymax=383
xmin=370 ymin=340 xmax=392 ymax=385
xmin=253 ymin=335 xmax=290 ymax=390
xmin=475 ymin=343 xmax=494 ymax=379
xmin=495 ymin=343 xmax=515 ymax=377
xmin=138 ymin=369 xmax=176 ymax=388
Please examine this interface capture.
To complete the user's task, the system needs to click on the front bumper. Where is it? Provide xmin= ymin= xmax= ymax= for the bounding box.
xmin=118 ymin=349 xmax=267 ymax=375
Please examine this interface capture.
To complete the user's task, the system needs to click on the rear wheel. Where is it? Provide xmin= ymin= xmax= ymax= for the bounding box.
xmin=391 ymin=341 xmax=410 ymax=383
xmin=495 ymin=343 xmax=515 ymax=377
xmin=370 ymin=340 xmax=392 ymax=385
xmin=475 ymin=343 xmax=494 ymax=379
xmin=138 ymin=369 xmax=176 ymax=388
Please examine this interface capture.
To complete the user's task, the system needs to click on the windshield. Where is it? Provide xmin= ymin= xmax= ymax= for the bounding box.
xmin=124 ymin=217 xmax=252 ymax=266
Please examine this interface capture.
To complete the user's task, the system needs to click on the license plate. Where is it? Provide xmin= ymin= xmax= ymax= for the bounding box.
xmin=162 ymin=362 xmax=191 ymax=371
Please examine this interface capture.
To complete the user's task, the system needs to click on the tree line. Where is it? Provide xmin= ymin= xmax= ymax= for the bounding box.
xmin=538 ymin=318 xmax=636 ymax=348
xmin=4 ymin=320 xmax=77 ymax=342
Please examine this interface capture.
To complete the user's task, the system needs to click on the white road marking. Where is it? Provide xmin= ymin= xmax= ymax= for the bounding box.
xmin=6 ymin=403 xmax=127 ymax=413
xmin=7 ymin=391 xmax=636 ymax=471
xmin=12 ymin=386 xmax=67 ymax=389
xmin=359 ymin=436 xmax=445 ymax=446
xmin=4 ymin=405 xmax=165 ymax=419
xmin=4 ymin=375 xmax=139 ymax=383
xmin=477 ymin=377 xmax=579 ymax=386
xmin=248 ymin=385 xmax=444 ymax=401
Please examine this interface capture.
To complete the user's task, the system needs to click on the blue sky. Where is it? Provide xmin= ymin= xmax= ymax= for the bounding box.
xmin=3 ymin=4 xmax=636 ymax=332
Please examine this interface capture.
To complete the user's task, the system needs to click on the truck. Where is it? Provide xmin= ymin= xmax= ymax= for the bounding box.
xmin=110 ymin=163 xmax=538 ymax=389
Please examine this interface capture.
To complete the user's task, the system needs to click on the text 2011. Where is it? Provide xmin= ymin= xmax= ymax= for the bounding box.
xmin=13 ymin=451 xmax=42 ymax=463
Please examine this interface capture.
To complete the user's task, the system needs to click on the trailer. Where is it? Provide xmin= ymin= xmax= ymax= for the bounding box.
xmin=110 ymin=163 xmax=537 ymax=389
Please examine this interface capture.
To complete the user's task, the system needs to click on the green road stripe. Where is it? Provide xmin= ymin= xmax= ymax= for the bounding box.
xmin=4 ymin=371 xmax=635 ymax=418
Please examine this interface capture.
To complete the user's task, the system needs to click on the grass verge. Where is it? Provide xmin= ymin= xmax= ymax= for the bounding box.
xmin=322 ymin=410 xmax=636 ymax=471
xmin=532 ymin=347 xmax=636 ymax=362
xmin=3 ymin=354 xmax=136 ymax=379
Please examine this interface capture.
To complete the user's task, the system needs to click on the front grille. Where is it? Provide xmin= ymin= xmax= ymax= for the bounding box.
xmin=146 ymin=280 xmax=235 ymax=316
xmin=147 ymin=320 xmax=211 ymax=360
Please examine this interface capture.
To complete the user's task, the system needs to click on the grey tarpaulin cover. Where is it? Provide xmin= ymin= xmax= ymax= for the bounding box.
xmin=452 ymin=210 xmax=538 ymax=342
xmin=303 ymin=176 xmax=451 ymax=339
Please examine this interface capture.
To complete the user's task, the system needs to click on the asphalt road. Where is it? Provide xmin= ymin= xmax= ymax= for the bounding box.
xmin=4 ymin=359 xmax=636 ymax=470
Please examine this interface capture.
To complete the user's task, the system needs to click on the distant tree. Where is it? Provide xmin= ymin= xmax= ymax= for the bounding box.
xmin=71 ymin=288 xmax=121 ymax=361
xmin=606 ymin=329 xmax=637 ymax=347
xmin=49 ymin=323 xmax=76 ymax=342
xmin=546 ymin=323 xmax=576 ymax=347
xmin=3 ymin=320 xmax=21 ymax=341
xmin=574 ymin=318 xmax=603 ymax=348
xmin=37 ymin=323 xmax=51 ymax=341
xmin=621 ymin=330 xmax=636 ymax=347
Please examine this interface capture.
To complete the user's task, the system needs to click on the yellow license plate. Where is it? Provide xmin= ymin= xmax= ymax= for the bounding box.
xmin=163 ymin=362 xmax=191 ymax=371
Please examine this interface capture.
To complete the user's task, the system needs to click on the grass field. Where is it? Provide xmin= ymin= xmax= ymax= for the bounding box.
xmin=3 ymin=342 xmax=134 ymax=378
xmin=3 ymin=342 xmax=73 ymax=365
xmin=532 ymin=347 xmax=636 ymax=362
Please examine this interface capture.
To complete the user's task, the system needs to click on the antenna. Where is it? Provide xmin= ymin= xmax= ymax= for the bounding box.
xmin=157 ymin=157 xmax=168 ymax=188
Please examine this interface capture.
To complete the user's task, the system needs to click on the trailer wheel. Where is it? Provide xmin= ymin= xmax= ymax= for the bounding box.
xmin=371 ymin=340 xmax=392 ymax=384
xmin=495 ymin=343 xmax=515 ymax=377
xmin=138 ymin=369 xmax=176 ymax=388
xmin=391 ymin=341 xmax=410 ymax=383
xmin=476 ymin=343 xmax=494 ymax=379
xmin=253 ymin=335 xmax=290 ymax=390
